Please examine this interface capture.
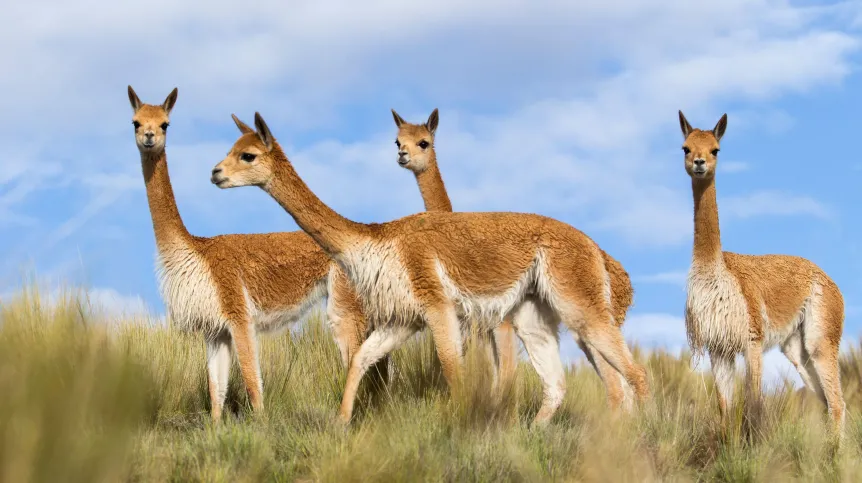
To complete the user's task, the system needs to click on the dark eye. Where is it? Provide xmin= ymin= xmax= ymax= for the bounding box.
xmin=418 ymin=140 xmax=429 ymax=149
xmin=395 ymin=139 xmax=401 ymax=148
xmin=241 ymin=153 xmax=257 ymax=162
xmin=711 ymin=149 xmax=719 ymax=156
xmin=682 ymin=147 xmax=691 ymax=155
xmin=161 ymin=122 xmax=169 ymax=131
xmin=133 ymin=121 xmax=141 ymax=130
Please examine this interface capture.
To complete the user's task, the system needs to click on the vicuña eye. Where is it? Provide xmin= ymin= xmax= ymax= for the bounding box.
xmin=418 ymin=140 xmax=429 ymax=149
xmin=682 ymin=147 xmax=691 ymax=155
xmin=161 ymin=122 xmax=169 ymax=131
xmin=241 ymin=153 xmax=257 ymax=162
xmin=395 ymin=140 xmax=401 ymax=148
xmin=133 ymin=121 xmax=141 ymax=129
xmin=711 ymin=149 xmax=719 ymax=156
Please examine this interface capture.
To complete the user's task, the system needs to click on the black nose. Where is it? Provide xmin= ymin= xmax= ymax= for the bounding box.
xmin=398 ymin=151 xmax=407 ymax=157
xmin=212 ymin=167 xmax=222 ymax=175
xmin=694 ymin=159 xmax=705 ymax=167
xmin=145 ymin=132 xmax=154 ymax=139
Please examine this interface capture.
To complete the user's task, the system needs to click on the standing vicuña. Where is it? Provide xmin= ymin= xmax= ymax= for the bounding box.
xmin=679 ymin=111 xmax=845 ymax=436
xmin=129 ymin=86 xmax=374 ymax=421
xmin=211 ymin=112 xmax=650 ymax=424
xmin=391 ymin=108 xmax=636 ymax=409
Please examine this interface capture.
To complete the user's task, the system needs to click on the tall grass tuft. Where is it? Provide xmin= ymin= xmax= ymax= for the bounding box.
xmin=2 ymin=283 xmax=862 ymax=481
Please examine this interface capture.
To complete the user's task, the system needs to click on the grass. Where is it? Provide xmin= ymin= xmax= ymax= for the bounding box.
xmin=2 ymin=285 xmax=862 ymax=482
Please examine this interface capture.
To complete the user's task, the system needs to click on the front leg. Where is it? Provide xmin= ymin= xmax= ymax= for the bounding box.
xmin=229 ymin=320 xmax=264 ymax=412
xmin=424 ymin=303 xmax=464 ymax=389
xmin=745 ymin=338 xmax=764 ymax=419
xmin=710 ymin=351 xmax=736 ymax=432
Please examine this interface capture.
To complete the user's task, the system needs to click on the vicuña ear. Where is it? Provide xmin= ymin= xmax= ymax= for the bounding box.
xmin=232 ymin=114 xmax=254 ymax=135
xmin=425 ymin=108 xmax=439 ymax=136
xmin=128 ymin=85 xmax=142 ymax=113
xmin=678 ymin=110 xmax=693 ymax=139
xmin=254 ymin=112 xmax=275 ymax=151
xmin=713 ymin=113 xmax=728 ymax=142
xmin=163 ymin=88 xmax=178 ymax=116
xmin=391 ymin=109 xmax=406 ymax=128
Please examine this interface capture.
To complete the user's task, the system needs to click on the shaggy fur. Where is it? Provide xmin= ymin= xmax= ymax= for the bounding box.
xmin=211 ymin=112 xmax=650 ymax=424
xmin=679 ymin=111 xmax=846 ymax=437
xmin=392 ymin=108 xmax=636 ymax=408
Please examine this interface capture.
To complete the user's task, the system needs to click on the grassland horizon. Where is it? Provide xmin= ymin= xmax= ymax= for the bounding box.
xmin=1 ymin=281 xmax=862 ymax=482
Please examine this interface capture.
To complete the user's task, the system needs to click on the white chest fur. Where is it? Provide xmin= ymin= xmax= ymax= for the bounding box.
xmin=341 ymin=241 xmax=422 ymax=329
xmin=155 ymin=244 xmax=226 ymax=339
xmin=685 ymin=263 xmax=749 ymax=356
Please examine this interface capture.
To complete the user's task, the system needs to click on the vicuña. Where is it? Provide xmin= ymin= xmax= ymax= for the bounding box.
xmin=211 ymin=112 xmax=650 ymax=424
xmin=679 ymin=111 xmax=845 ymax=437
xmin=391 ymin=108 xmax=636 ymax=409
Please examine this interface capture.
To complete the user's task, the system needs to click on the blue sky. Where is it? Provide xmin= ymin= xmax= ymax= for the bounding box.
xmin=2 ymin=0 xmax=862 ymax=383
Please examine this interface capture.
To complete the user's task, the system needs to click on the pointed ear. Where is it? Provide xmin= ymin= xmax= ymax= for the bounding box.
xmin=678 ymin=110 xmax=693 ymax=139
xmin=713 ymin=113 xmax=728 ymax=142
xmin=425 ymin=108 xmax=439 ymax=136
xmin=254 ymin=112 xmax=275 ymax=151
xmin=231 ymin=114 xmax=254 ymax=134
xmin=162 ymin=88 xmax=178 ymax=115
xmin=128 ymin=85 xmax=142 ymax=113
xmin=391 ymin=109 xmax=406 ymax=128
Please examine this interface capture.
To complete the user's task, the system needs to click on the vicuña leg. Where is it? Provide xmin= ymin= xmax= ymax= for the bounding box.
xmin=710 ymin=351 xmax=736 ymax=427
xmin=575 ymin=314 xmax=649 ymax=402
xmin=229 ymin=320 xmax=264 ymax=412
xmin=206 ymin=331 xmax=232 ymax=422
xmin=574 ymin=332 xmax=629 ymax=411
xmin=780 ymin=332 xmax=819 ymax=392
xmin=494 ymin=319 xmax=519 ymax=390
xmin=425 ymin=303 xmax=465 ymax=389
xmin=338 ymin=326 xmax=418 ymax=423
xmin=511 ymin=298 xmax=565 ymax=425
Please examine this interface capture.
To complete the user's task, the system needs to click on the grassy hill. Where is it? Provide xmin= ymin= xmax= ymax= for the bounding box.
xmin=1 ymin=284 xmax=861 ymax=482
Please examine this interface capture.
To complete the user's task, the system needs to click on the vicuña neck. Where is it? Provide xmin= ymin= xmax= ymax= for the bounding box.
xmin=691 ymin=178 xmax=723 ymax=265
xmin=414 ymin=153 xmax=453 ymax=212
xmin=141 ymin=150 xmax=191 ymax=249
xmin=263 ymin=146 xmax=369 ymax=255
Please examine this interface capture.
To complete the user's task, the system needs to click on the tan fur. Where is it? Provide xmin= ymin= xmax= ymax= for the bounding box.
xmin=129 ymin=86 xmax=371 ymax=422
xmin=392 ymin=108 xmax=635 ymax=407
xmin=212 ymin=112 xmax=650 ymax=424
xmin=679 ymin=111 xmax=845 ymax=437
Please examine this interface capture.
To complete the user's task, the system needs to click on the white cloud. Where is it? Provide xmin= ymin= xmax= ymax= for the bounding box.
xmin=721 ymin=190 xmax=833 ymax=220
xmin=635 ymin=271 xmax=688 ymax=288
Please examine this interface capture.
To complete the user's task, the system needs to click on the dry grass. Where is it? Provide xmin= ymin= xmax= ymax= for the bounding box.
xmin=2 ymin=284 xmax=862 ymax=482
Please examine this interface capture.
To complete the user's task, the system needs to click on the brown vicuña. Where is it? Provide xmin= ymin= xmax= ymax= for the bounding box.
xmin=391 ymin=108 xmax=636 ymax=409
xmin=211 ymin=112 xmax=650 ymax=424
xmin=129 ymin=86 xmax=377 ymax=422
xmin=679 ymin=111 xmax=846 ymax=437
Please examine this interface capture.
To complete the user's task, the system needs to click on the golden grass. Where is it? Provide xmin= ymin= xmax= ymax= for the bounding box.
xmin=2 ymin=284 xmax=862 ymax=482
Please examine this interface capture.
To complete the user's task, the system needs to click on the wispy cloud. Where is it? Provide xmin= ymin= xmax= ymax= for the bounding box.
xmin=721 ymin=190 xmax=833 ymax=220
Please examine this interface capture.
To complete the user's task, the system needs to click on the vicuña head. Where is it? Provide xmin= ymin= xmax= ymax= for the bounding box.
xmin=679 ymin=110 xmax=726 ymax=181
xmin=211 ymin=113 xmax=278 ymax=188
xmin=128 ymin=86 xmax=177 ymax=154
xmin=391 ymin=108 xmax=438 ymax=173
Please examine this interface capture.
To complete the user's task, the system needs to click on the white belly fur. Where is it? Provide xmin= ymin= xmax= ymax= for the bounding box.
xmin=245 ymin=279 xmax=327 ymax=335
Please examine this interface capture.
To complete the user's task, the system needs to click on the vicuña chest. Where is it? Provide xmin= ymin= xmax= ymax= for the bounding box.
xmin=685 ymin=262 xmax=750 ymax=354
xmin=155 ymin=242 xmax=226 ymax=338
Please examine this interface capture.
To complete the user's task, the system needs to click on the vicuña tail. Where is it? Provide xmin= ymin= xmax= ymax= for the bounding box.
xmin=600 ymin=249 xmax=634 ymax=327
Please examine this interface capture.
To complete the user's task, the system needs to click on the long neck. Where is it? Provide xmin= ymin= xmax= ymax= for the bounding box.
xmin=141 ymin=150 xmax=191 ymax=249
xmin=691 ymin=178 xmax=722 ymax=265
xmin=263 ymin=148 xmax=369 ymax=256
xmin=414 ymin=153 xmax=453 ymax=212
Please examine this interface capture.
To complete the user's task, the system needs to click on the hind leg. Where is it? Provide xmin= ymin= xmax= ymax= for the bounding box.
xmin=804 ymin=289 xmax=847 ymax=438
xmin=573 ymin=332 xmax=629 ymax=411
xmin=511 ymin=298 xmax=565 ymax=425
xmin=573 ymin=313 xmax=648 ymax=402
xmin=339 ymin=325 xmax=418 ymax=423
xmin=781 ymin=332 xmax=819 ymax=393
